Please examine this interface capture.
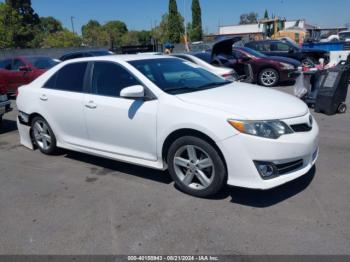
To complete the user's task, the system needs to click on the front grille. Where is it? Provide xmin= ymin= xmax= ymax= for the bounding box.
xmin=290 ymin=123 xmax=312 ymax=132
xmin=276 ymin=159 xmax=304 ymax=175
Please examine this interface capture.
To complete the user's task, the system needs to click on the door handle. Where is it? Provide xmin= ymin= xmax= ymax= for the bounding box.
xmin=85 ymin=101 xmax=97 ymax=109
xmin=40 ymin=94 xmax=48 ymax=101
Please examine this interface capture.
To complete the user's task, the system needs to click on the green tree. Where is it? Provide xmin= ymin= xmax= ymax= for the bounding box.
xmin=0 ymin=3 xmax=22 ymax=48
xmin=5 ymin=0 xmax=40 ymax=47
xmin=121 ymin=30 xmax=151 ymax=46
xmin=190 ymin=0 xmax=203 ymax=42
xmin=42 ymin=29 xmax=82 ymax=48
xmin=167 ymin=0 xmax=184 ymax=43
xmin=151 ymin=14 xmax=169 ymax=44
xmin=263 ymin=9 xmax=269 ymax=20
xmin=40 ymin=16 xmax=63 ymax=34
xmin=31 ymin=16 xmax=64 ymax=47
xmin=239 ymin=12 xmax=258 ymax=25
xmin=103 ymin=20 xmax=128 ymax=49
xmin=82 ymin=20 xmax=109 ymax=47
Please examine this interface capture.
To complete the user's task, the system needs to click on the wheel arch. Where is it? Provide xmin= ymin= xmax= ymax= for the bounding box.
xmin=161 ymin=128 xmax=227 ymax=170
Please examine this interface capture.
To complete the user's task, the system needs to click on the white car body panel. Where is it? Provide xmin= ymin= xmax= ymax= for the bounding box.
xmin=16 ymin=54 xmax=319 ymax=190
xmin=171 ymin=53 xmax=234 ymax=78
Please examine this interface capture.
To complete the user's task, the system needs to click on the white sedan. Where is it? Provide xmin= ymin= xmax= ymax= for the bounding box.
xmin=16 ymin=55 xmax=319 ymax=197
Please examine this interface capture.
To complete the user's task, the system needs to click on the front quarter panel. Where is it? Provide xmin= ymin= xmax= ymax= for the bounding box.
xmin=156 ymin=93 xmax=240 ymax=159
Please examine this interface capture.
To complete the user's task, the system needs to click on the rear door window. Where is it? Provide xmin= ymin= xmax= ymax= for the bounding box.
xmin=92 ymin=62 xmax=140 ymax=97
xmin=44 ymin=62 xmax=88 ymax=92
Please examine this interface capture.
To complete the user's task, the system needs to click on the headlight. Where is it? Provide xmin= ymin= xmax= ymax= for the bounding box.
xmin=228 ymin=120 xmax=294 ymax=139
xmin=280 ymin=62 xmax=294 ymax=70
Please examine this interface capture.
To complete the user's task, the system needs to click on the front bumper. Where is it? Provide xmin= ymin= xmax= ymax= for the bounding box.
xmin=217 ymin=114 xmax=319 ymax=190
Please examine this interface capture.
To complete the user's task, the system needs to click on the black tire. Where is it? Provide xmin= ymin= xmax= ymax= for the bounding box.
xmin=30 ymin=116 xmax=58 ymax=155
xmin=167 ymin=136 xmax=226 ymax=198
xmin=258 ymin=68 xmax=279 ymax=87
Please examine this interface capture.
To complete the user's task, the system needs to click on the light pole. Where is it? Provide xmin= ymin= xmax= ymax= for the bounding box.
xmin=71 ymin=16 xmax=75 ymax=34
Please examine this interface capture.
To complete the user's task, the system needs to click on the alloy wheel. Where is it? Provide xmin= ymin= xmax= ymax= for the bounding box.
xmin=32 ymin=120 xmax=52 ymax=151
xmin=261 ymin=70 xmax=278 ymax=86
xmin=173 ymin=145 xmax=215 ymax=190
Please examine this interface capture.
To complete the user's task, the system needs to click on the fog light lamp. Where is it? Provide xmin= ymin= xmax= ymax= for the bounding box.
xmin=254 ymin=161 xmax=278 ymax=179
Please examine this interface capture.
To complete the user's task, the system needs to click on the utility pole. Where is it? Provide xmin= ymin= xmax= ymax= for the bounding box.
xmin=71 ymin=16 xmax=75 ymax=34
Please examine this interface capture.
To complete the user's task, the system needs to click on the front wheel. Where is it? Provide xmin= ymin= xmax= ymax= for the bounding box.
xmin=167 ymin=136 xmax=226 ymax=198
xmin=258 ymin=68 xmax=279 ymax=87
xmin=338 ymin=103 xmax=347 ymax=114
xmin=31 ymin=116 xmax=58 ymax=155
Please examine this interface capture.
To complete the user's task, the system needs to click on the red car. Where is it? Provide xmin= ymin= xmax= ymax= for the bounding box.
xmin=232 ymin=47 xmax=301 ymax=87
xmin=0 ymin=56 xmax=59 ymax=94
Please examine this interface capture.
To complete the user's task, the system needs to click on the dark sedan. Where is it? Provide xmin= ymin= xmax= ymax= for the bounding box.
xmin=245 ymin=39 xmax=329 ymax=67
xmin=59 ymin=50 xmax=114 ymax=61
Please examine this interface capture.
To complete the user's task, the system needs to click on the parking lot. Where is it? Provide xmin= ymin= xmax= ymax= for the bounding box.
xmin=0 ymin=85 xmax=349 ymax=255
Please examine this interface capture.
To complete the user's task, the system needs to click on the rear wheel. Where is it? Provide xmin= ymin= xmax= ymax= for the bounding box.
xmin=31 ymin=116 xmax=58 ymax=155
xmin=167 ymin=136 xmax=226 ymax=197
xmin=258 ymin=68 xmax=279 ymax=87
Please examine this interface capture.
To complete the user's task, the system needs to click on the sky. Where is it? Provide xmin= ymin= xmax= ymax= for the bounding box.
xmin=4 ymin=0 xmax=350 ymax=34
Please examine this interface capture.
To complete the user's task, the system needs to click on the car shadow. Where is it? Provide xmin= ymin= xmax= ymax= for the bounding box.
xmin=0 ymin=119 xmax=18 ymax=134
xmin=63 ymin=149 xmax=315 ymax=206
xmin=63 ymin=150 xmax=173 ymax=184
xmin=212 ymin=166 xmax=316 ymax=207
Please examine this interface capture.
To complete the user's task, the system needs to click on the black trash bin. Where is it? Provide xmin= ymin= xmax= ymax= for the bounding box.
xmin=314 ymin=55 xmax=350 ymax=115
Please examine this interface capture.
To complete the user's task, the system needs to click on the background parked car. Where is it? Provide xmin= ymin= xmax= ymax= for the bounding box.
xmin=59 ymin=50 xmax=114 ymax=61
xmin=171 ymin=53 xmax=238 ymax=81
xmin=0 ymin=56 xmax=59 ymax=95
xmin=245 ymin=39 xmax=330 ymax=67
xmin=194 ymin=37 xmax=300 ymax=87
xmin=0 ymin=84 xmax=11 ymax=126
xmin=339 ymin=31 xmax=350 ymax=42
xmin=232 ymin=47 xmax=300 ymax=87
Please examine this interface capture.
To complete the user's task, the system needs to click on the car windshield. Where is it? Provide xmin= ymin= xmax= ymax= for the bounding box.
xmin=339 ymin=32 xmax=350 ymax=40
xmin=239 ymin=47 xmax=266 ymax=58
xmin=27 ymin=57 xmax=58 ymax=69
xmin=129 ymin=58 xmax=230 ymax=94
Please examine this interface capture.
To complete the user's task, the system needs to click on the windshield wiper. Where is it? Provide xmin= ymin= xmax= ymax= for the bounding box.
xmin=164 ymin=86 xmax=200 ymax=94
xmin=196 ymin=81 xmax=230 ymax=89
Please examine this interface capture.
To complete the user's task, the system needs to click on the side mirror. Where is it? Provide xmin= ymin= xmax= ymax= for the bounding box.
xmin=120 ymin=85 xmax=145 ymax=99
xmin=19 ymin=66 xmax=31 ymax=72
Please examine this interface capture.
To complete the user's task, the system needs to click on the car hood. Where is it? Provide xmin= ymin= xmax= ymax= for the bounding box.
xmin=267 ymin=56 xmax=301 ymax=67
xmin=211 ymin=37 xmax=242 ymax=58
xmin=176 ymin=83 xmax=308 ymax=120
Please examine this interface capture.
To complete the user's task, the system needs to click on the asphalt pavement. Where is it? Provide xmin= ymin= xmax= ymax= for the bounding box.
xmin=0 ymin=86 xmax=349 ymax=255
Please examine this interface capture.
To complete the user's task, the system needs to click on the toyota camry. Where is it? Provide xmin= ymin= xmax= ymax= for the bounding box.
xmin=16 ymin=55 xmax=319 ymax=197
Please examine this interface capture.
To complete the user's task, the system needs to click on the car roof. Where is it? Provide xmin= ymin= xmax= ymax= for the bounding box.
xmin=59 ymin=54 xmax=178 ymax=64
